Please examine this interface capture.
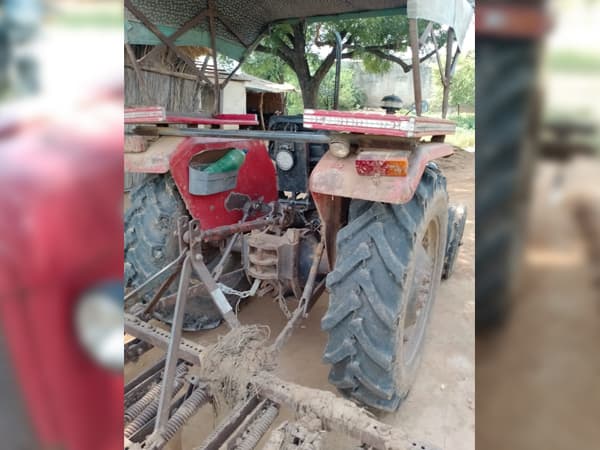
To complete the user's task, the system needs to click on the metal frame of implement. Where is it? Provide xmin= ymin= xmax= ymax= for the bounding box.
xmin=124 ymin=206 xmax=439 ymax=450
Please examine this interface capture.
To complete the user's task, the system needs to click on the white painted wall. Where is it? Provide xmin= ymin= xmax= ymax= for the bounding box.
xmin=352 ymin=61 xmax=432 ymax=109
xmin=222 ymin=81 xmax=247 ymax=114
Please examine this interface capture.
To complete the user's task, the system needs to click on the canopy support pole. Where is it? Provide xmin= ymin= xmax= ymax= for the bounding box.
xmin=409 ymin=18 xmax=422 ymax=116
xmin=137 ymin=10 xmax=210 ymax=65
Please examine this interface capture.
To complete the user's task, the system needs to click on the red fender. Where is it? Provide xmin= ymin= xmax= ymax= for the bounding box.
xmin=309 ymin=142 xmax=453 ymax=267
xmin=169 ymin=137 xmax=277 ymax=229
xmin=125 ymin=136 xmax=277 ymax=230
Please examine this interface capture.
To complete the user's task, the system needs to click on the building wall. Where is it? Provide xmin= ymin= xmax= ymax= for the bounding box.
xmin=351 ymin=61 xmax=433 ymax=109
xmin=222 ymin=81 xmax=247 ymax=114
xmin=124 ymin=67 xmax=250 ymax=115
xmin=125 ymin=67 xmax=212 ymax=112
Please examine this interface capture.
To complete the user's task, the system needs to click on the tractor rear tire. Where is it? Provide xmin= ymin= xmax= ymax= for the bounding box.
xmin=442 ymin=204 xmax=467 ymax=279
xmin=125 ymin=174 xmax=187 ymax=288
xmin=322 ymin=165 xmax=448 ymax=412
xmin=124 ymin=174 xmax=243 ymax=331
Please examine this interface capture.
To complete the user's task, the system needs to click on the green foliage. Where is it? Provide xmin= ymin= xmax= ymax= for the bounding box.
xmin=449 ymin=113 xmax=475 ymax=130
xmin=285 ymin=91 xmax=304 ymax=115
xmin=242 ymin=52 xmax=290 ymax=84
xmin=318 ymin=65 xmax=366 ymax=110
xmin=242 ymin=51 xmax=304 ymax=113
xmin=248 ymin=15 xmax=447 ymax=108
xmin=242 ymin=53 xmax=365 ymax=113
xmin=445 ymin=128 xmax=475 ymax=150
xmin=546 ymin=50 xmax=600 ymax=73
xmin=446 ymin=113 xmax=475 ymax=151
xmin=430 ymin=50 xmax=475 ymax=112
xmin=449 ymin=51 xmax=475 ymax=107
xmin=323 ymin=17 xmax=446 ymax=74
xmin=361 ymin=52 xmax=392 ymax=74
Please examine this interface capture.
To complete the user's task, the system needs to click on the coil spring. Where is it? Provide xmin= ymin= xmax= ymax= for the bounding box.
xmin=124 ymin=365 xmax=188 ymax=424
xmin=124 ymin=366 xmax=188 ymax=439
xmin=235 ymin=403 xmax=279 ymax=450
xmin=124 ymin=384 xmax=161 ymax=424
xmin=158 ymin=387 xmax=210 ymax=444
xmin=196 ymin=398 xmax=252 ymax=450
xmin=124 ymin=399 xmax=160 ymax=439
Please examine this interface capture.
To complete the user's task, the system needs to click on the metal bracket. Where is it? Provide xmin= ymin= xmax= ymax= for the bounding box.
xmin=177 ymin=216 xmax=190 ymax=254
xmin=190 ymin=254 xmax=241 ymax=329
xmin=185 ymin=218 xmax=240 ymax=328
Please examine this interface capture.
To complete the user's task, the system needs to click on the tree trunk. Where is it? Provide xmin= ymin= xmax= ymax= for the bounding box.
xmin=299 ymin=78 xmax=320 ymax=109
xmin=295 ymin=52 xmax=337 ymax=109
xmin=268 ymin=19 xmax=339 ymax=110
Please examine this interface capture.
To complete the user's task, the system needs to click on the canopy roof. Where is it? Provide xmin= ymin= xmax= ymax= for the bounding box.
xmin=126 ymin=0 xmax=472 ymax=60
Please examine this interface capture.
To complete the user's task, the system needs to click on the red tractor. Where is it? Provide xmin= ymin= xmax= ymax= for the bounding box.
xmin=124 ymin=1 xmax=472 ymax=448
xmin=0 ymin=87 xmax=124 ymax=449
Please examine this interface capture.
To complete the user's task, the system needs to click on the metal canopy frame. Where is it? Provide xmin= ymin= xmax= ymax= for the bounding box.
xmin=124 ymin=0 xmax=272 ymax=114
xmin=124 ymin=2 xmax=411 ymax=55
xmin=124 ymin=0 xmax=471 ymax=116
xmin=124 ymin=0 xmax=221 ymax=112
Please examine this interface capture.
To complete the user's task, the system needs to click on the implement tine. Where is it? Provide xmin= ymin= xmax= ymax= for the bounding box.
xmin=125 ymin=252 xmax=185 ymax=303
xmin=195 ymin=396 xmax=261 ymax=450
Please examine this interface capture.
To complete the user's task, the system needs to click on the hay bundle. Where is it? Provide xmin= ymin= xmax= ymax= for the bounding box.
xmin=198 ymin=325 xmax=275 ymax=411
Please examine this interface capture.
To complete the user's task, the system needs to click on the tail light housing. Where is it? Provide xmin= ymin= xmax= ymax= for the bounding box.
xmin=355 ymin=150 xmax=410 ymax=177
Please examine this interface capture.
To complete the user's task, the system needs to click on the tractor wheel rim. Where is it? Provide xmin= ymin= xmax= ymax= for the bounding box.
xmin=402 ymin=216 xmax=440 ymax=368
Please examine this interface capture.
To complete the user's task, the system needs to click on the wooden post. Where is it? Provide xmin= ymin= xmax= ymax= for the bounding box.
xmin=259 ymin=92 xmax=265 ymax=130
xmin=409 ymin=18 xmax=422 ymax=116
xmin=208 ymin=0 xmax=221 ymax=114
xmin=125 ymin=43 xmax=150 ymax=104
xmin=442 ymin=28 xmax=455 ymax=119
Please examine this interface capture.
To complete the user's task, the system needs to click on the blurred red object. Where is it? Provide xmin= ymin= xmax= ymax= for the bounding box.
xmin=477 ymin=3 xmax=552 ymax=39
xmin=0 ymin=85 xmax=123 ymax=450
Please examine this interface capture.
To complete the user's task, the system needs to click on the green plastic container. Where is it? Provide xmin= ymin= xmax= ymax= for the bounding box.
xmin=202 ymin=149 xmax=247 ymax=174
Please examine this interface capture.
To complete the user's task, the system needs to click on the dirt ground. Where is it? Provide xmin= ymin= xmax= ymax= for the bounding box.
xmin=126 ymin=149 xmax=475 ymax=450
xmin=476 ymin=158 xmax=600 ymax=450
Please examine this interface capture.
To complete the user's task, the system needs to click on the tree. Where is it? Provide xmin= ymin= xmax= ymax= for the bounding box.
xmin=431 ymin=50 xmax=474 ymax=116
xmin=449 ymin=51 xmax=475 ymax=112
xmin=319 ymin=64 xmax=365 ymax=110
xmin=248 ymin=17 xmax=446 ymax=108
xmin=239 ymin=51 xmax=288 ymax=84
xmin=252 ymin=21 xmax=342 ymax=108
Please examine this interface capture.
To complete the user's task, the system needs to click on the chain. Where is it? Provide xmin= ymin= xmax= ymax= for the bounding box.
xmin=217 ymin=279 xmax=261 ymax=299
xmin=275 ymin=281 xmax=292 ymax=319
